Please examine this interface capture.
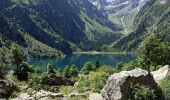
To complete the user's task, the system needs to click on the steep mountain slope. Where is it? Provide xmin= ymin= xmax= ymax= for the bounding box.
xmin=113 ymin=0 xmax=170 ymax=51
xmin=89 ymin=0 xmax=149 ymax=35
xmin=108 ymin=0 xmax=149 ymax=34
xmin=0 ymin=0 xmax=122 ymax=55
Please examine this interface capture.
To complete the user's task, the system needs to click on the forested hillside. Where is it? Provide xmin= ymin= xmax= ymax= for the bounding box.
xmin=0 ymin=0 xmax=122 ymax=56
xmin=113 ymin=0 xmax=170 ymax=51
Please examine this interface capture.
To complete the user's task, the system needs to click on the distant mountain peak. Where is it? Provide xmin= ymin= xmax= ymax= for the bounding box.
xmin=160 ymin=0 xmax=170 ymax=4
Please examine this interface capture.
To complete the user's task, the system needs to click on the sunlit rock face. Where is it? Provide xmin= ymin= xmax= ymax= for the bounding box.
xmin=101 ymin=68 xmax=164 ymax=100
xmin=160 ymin=0 xmax=170 ymax=4
xmin=89 ymin=0 xmax=150 ymax=14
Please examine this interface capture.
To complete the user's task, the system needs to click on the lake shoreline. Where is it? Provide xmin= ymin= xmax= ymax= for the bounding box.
xmin=73 ymin=51 xmax=134 ymax=55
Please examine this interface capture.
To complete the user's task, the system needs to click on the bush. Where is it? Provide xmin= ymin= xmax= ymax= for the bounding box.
xmin=80 ymin=62 xmax=96 ymax=75
xmin=88 ymin=71 xmax=109 ymax=92
xmin=15 ymin=62 xmax=34 ymax=81
xmin=28 ymin=73 xmax=42 ymax=91
xmin=70 ymin=65 xmax=78 ymax=77
xmin=131 ymin=83 xmax=156 ymax=100
xmin=63 ymin=65 xmax=78 ymax=78
xmin=76 ymin=75 xmax=89 ymax=93
xmin=96 ymin=65 xmax=115 ymax=75
xmin=46 ymin=63 xmax=56 ymax=75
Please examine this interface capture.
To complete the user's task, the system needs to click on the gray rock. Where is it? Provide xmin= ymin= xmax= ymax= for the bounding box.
xmin=151 ymin=65 xmax=170 ymax=81
xmin=69 ymin=92 xmax=86 ymax=98
xmin=50 ymin=93 xmax=64 ymax=98
xmin=89 ymin=93 xmax=105 ymax=100
xmin=15 ymin=93 xmax=31 ymax=100
xmin=35 ymin=90 xmax=52 ymax=98
xmin=101 ymin=68 xmax=160 ymax=100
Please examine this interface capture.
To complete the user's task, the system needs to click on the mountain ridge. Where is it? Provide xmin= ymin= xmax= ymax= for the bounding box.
xmin=0 ymin=0 xmax=122 ymax=56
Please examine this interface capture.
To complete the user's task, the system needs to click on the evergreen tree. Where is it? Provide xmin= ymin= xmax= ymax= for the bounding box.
xmin=70 ymin=64 xmax=78 ymax=77
xmin=138 ymin=34 xmax=170 ymax=71
xmin=63 ymin=66 xmax=70 ymax=78
xmin=46 ymin=63 xmax=56 ymax=74
xmin=12 ymin=43 xmax=24 ymax=69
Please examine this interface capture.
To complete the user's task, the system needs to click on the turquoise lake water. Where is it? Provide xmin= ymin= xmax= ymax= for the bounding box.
xmin=27 ymin=53 xmax=136 ymax=70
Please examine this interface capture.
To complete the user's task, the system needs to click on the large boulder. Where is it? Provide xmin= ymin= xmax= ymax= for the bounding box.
xmin=101 ymin=68 xmax=162 ymax=100
xmin=151 ymin=65 xmax=170 ymax=81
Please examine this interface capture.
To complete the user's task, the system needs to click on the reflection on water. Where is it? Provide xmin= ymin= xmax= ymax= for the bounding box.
xmin=27 ymin=53 xmax=136 ymax=70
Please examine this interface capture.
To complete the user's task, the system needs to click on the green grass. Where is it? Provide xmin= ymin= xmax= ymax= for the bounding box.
xmin=59 ymin=86 xmax=75 ymax=95
xmin=159 ymin=77 xmax=170 ymax=99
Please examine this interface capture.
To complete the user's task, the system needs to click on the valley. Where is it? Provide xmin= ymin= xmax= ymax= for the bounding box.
xmin=0 ymin=0 xmax=170 ymax=100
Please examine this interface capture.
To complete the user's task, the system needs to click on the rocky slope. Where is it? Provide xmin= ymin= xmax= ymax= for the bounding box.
xmin=0 ymin=0 xmax=122 ymax=55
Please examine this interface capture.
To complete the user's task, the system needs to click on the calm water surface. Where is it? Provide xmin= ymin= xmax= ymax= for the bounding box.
xmin=27 ymin=53 xmax=136 ymax=70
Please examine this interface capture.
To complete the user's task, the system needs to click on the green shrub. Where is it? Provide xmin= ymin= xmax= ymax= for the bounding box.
xmin=28 ymin=73 xmax=42 ymax=91
xmin=88 ymin=71 xmax=109 ymax=92
xmin=76 ymin=75 xmax=89 ymax=93
xmin=131 ymin=83 xmax=156 ymax=100
xmin=80 ymin=62 xmax=96 ymax=75
xmin=63 ymin=65 xmax=78 ymax=78
xmin=46 ymin=63 xmax=56 ymax=75
xmin=96 ymin=65 xmax=115 ymax=75
xmin=16 ymin=62 xmax=34 ymax=81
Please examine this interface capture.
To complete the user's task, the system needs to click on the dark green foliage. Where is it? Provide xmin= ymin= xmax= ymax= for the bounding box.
xmin=95 ymin=58 xmax=101 ymax=69
xmin=138 ymin=35 xmax=170 ymax=71
xmin=46 ymin=63 xmax=56 ymax=75
xmin=63 ymin=65 xmax=79 ymax=78
xmin=80 ymin=61 xmax=96 ymax=75
xmin=69 ymin=65 xmax=79 ymax=77
xmin=63 ymin=66 xmax=70 ymax=78
xmin=131 ymin=83 xmax=156 ymax=100
xmin=116 ymin=62 xmax=124 ymax=71
xmin=15 ymin=62 xmax=34 ymax=81
xmin=11 ymin=44 xmax=24 ymax=68
xmin=28 ymin=73 xmax=42 ymax=91
xmin=0 ymin=80 xmax=20 ymax=99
